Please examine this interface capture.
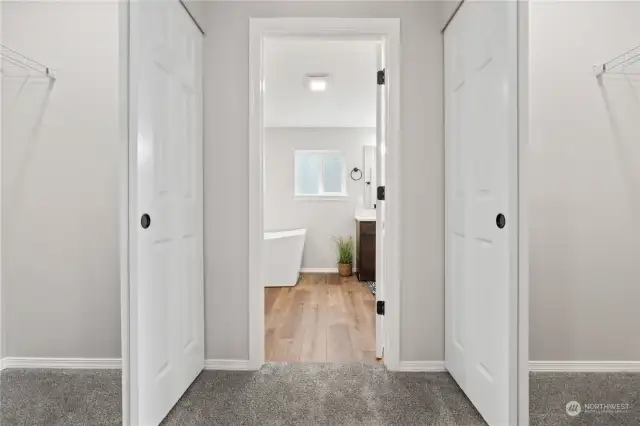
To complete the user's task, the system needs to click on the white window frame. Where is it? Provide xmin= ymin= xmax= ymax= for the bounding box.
xmin=294 ymin=150 xmax=347 ymax=199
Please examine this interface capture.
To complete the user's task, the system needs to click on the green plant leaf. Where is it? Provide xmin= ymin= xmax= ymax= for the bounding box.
xmin=332 ymin=236 xmax=354 ymax=265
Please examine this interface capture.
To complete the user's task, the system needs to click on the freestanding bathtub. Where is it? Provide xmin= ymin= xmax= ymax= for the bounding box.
xmin=264 ymin=228 xmax=307 ymax=287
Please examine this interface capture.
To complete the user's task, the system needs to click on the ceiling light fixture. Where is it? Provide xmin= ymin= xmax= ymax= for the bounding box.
xmin=309 ymin=79 xmax=327 ymax=92
xmin=305 ymin=74 xmax=330 ymax=92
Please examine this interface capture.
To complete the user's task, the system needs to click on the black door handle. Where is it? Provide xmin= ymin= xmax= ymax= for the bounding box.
xmin=141 ymin=214 xmax=151 ymax=229
xmin=496 ymin=213 xmax=505 ymax=229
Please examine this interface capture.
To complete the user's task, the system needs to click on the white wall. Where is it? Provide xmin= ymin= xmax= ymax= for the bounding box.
xmin=264 ymin=127 xmax=375 ymax=270
xmin=204 ymin=2 xmax=443 ymax=361
xmin=439 ymin=0 xmax=461 ymax=29
xmin=182 ymin=0 xmax=206 ymax=31
xmin=1 ymin=1 xmax=121 ymax=358
xmin=264 ymin=39 xmax=377 ymax=128
xmin=530 ymin=0 xmax=640 ymax=361
xmin=182 ymin=0 xmax=207 ymax=30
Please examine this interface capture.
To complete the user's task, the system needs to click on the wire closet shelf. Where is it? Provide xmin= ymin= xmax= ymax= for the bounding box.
xmin=595 ymin=44 xmax=640 ymax=77
xmin=0 ymin=43 xmax=55 ymax=80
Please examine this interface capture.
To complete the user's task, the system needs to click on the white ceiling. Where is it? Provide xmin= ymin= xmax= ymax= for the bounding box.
xmin=264 ymin=39 xmax=378 ymax=128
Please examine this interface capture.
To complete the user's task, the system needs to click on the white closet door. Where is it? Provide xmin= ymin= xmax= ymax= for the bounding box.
xmin=129 ymin=1 xmax=204 ymax=425
xmin=444 ymin=1 xmax=519 ymax=425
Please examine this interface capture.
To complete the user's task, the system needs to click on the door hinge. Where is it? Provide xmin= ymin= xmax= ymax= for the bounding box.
xmin=377 ymin=186 xmax=385 ymax=201
xmin=376 ymin=301 xmax=385 ymax=315
xmin=377 ymin=69 xmax=385 ymax=85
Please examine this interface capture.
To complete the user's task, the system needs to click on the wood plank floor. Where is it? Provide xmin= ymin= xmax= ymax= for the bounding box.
xmin=265 ymin=273 xmax=378 ymax=364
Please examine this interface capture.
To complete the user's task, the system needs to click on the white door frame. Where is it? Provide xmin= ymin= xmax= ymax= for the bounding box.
xmin=118 ymin=1 xmax=131 ymax=423
xmin=374 ymin=43 xmax=385 ymax=360
xmin=248 ymin=18 xmax=401 ymax=371
xmin=442 ymin=1 xmax=529 ymax=424
xmin=0 ymin=1 xmax=3 ymax=371
xmin=516 ymin=2 xmax=530 ymax=424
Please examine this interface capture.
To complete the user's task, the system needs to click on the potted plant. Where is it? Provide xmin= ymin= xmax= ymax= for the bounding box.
xmin=333 ymin=236 xmax=354 ymax=277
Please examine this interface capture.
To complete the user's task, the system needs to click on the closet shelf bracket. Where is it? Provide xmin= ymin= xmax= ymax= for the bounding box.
xmin=0 ymin=43 xmax=56 ymax=80
xmin=594 ymin=44 xmax=640 ymax=77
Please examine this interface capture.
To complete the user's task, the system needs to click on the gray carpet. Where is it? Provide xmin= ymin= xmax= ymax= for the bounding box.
xmin=0 ymin=368 xmax=121 ymax=426
xmin=1 ymin=364 xmax=639 ymax=425
xmin=530 ymin=372 xmax=640 ymax=426
xmin=161 ymin=364 xmax=484 ymax=425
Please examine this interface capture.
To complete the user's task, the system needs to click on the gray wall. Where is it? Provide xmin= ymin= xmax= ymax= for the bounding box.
xmin=204 ymin=2 xmax=444 ymax=361
xmin=1 ymin=1 xmax=121 ymax=358
xmin=264 ymin=127 xmax=376 ymax=270
xmin=530 ymin=1 xmax=640 ymax=361
xmin=182 ymin=0 xmax=207 ymax=31
xmin=439 ymin=0 xmax=461 ymax=29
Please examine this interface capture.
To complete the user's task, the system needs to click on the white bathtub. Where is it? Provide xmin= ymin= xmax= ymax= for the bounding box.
xmin=263 ymin=228 xmax=307 ymax=287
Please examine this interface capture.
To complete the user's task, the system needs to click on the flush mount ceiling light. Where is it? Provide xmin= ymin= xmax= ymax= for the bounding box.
xmin=309 ymin=79 xmax=327 ymax=92
xmin=304 ymin=74 xmax=330 ymax=92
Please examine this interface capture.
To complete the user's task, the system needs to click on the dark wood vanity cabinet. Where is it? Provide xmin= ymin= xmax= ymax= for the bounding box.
xmin=356 ymin=220 xmax=376 ymax=282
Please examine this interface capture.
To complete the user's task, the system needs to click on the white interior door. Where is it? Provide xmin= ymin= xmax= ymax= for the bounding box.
xmin=375 ymin=44 xmax=386 ymax=360
xmin=444 ymin=1 xmax=519 ymax=425
xmin=129 ymin=1 xmax=204 ymax=424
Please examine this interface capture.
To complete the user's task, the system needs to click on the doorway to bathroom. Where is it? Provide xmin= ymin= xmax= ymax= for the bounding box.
xmin=263 ymin=38 xmax=381 ymax=364
xmin=248 ymin=18 xmax=401 ymax=369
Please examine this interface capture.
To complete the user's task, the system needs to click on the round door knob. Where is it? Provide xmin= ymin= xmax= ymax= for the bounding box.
xmin=496 ymin=213 xmax=506 ymax=229
xmin=141 ymin=214 xmax=151 ymax=229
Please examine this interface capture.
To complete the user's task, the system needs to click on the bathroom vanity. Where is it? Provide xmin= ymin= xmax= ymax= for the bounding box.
xmin=356 ymin=145 xmax=377 ymax=282
xmin=355 ymin=213 xmax=376 ymax=282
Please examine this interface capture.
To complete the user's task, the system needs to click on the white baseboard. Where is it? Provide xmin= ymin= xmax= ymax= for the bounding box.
xmin=393 ymin=361 xmax=640 ymax=373
xmin=204 ymin=359 xmax=251 ymax=371
xmin=4 ymin=358 xmax=636 ymax=374
xmin=300 ymin=267 xmax=338 ymax=273
xmin=300 ymin=267 xmax=357 ymax=273
xmin=396 ymin=361 xmax=446 ymax=372
xmin=530 ymin=361 xmax=640 ymax=372
xmin=1 ymin=357 xmax=122 ymax=370
xmin=0 ymin=357 xmax=251 ymax=372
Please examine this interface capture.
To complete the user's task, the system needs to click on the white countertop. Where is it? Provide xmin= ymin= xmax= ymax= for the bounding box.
xmin=355 ymin=209 xmax=376 ymax=222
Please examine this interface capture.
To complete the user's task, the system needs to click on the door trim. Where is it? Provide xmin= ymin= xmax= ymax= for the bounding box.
xmin=516 ymin=2 xmax=530 ymax=425
xmin=248 ymin=17 xmax=401 ymax=371
xmin=118 ymin=1 xmax=131 ymax=424
xmin=0 ymin=0 xmax=4 ymax=371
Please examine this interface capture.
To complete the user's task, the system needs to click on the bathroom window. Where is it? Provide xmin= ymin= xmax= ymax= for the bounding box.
xmin=294 ymin=150 xmax=347 ymax=198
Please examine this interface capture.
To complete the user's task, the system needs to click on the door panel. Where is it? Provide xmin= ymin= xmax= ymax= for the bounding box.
xmin=445 ymin=1 xmax=518 ymax=425
xmin=445 ymin=14 xmax=468 ymax=384
xmin=130 ymin=1 xmax=204 ymax=425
